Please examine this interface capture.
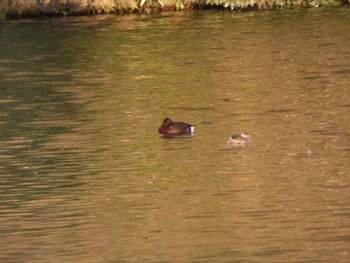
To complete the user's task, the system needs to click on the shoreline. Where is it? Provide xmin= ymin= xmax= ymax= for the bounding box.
xmin=0 ymin=0 xmax=348 ymax=18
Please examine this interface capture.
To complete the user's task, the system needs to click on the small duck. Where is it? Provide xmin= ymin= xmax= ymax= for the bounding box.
xmin=227 ymin=133 xmax=251 ymax=146
xmin=158 ymin=117 xmax=194 ymax=136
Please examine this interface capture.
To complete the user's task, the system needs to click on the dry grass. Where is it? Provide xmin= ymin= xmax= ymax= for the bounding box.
xmin=39 ymin=0 xmax=116 ymax=14
xmin=0 ymin=0 xmax=40 ymax=16
xmin=88 ymin=0 xmax=116 ymax=13
xmin=0 ymin=0 xmax=347 ymax=17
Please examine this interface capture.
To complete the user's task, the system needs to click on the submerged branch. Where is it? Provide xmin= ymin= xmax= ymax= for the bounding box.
xmin=0 ymin=0 xmax=348 ymax=17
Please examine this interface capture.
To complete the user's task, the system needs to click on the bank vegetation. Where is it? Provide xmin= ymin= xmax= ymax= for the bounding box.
xmin=0 ymin=0 xmax=348 ymax=17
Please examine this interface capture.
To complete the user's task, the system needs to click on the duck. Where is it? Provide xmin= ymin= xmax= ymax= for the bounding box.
xmin=227 ymin=133 xmax=251 ymax=146
xmin=158 ymin=117 xmax=194 ymax=136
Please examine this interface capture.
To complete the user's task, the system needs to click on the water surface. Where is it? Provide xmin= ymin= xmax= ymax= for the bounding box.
xmin=0 ymin=8 xmax=349 ymax=262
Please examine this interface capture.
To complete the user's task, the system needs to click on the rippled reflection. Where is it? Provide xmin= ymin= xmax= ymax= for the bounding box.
xmin=0 ymin=8 xmax=349 ymax=263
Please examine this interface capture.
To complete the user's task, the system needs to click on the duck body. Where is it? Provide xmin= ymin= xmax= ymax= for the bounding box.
xmin=227 ymin=133 xmax=251 ymax=146
xmin=158 ymin=117 xmax=194 ymax=136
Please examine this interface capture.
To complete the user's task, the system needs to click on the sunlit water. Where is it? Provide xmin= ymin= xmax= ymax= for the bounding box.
xmin=0 ymin=8 xmax=349 ymax=262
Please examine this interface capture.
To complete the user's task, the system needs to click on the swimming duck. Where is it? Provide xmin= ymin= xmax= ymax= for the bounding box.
xmin=227 ymin=133 xmax=251 ymax=146
xmin=158 ymin=117 xmax=194 ymax=136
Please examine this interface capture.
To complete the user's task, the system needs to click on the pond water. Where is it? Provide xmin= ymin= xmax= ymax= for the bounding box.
xmin=0 ymin=7 xmax=349 ymax=263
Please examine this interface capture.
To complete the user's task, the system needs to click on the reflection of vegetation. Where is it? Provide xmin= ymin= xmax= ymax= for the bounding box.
xmin=0 ymin=0 xmax=347 ymax=17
